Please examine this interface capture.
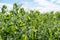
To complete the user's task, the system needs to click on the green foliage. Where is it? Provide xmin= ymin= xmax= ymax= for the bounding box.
xmin=0 ymin=3 xmax=60 ymax=40
xmin=1 ymin=5 xmax=7 ymax=13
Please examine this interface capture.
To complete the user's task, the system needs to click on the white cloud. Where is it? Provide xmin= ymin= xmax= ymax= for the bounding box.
xmin=56 ymin=0 xmax=60 ymax=4
xmin=0 ymin=3 xmax=13 ymax=10
xmin=22 ymin=0 xmax=60 ymax=13
xmin=1 ymin=0 xmax=60 ymax=13
xmin=22 ymin=2 xmax=30 ymax=8
xmin=32 ymin=0 xmax=60 ymax=12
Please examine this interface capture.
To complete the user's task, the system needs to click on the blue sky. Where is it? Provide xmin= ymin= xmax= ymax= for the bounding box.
xmin=0 ymin=0 xmax=60 ymax=12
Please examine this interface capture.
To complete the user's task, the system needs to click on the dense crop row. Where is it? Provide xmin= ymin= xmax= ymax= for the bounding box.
xmin=0 ymin=3 xmax=60 ymax=40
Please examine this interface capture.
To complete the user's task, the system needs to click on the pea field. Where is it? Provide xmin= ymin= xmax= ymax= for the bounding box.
xmin=0 ymin=3 xmax=60 ymax=40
